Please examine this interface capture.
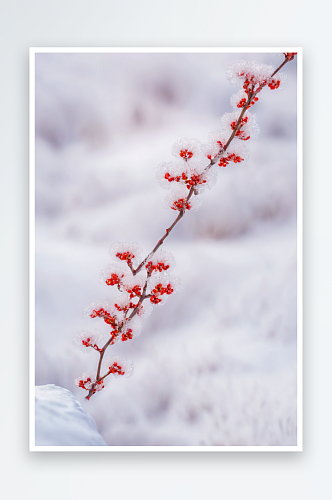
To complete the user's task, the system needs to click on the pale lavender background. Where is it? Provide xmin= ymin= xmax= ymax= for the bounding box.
xmin=35 ymin=52 xmax=297 ymax=446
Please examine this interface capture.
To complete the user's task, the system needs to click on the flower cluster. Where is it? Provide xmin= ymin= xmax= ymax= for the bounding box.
xmin=75 ymin=239 xmax=180 ymax=397
xmin=226 ymin=60 xmax=287 ymax=110
xmin=73 ymin=329 xmax=103 ymax=354
xmin=74 ymin=53 xmax=296 ymax=399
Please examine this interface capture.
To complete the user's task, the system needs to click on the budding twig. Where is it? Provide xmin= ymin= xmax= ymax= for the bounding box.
xmin=77 ymin=53 xmax=297 ymax=400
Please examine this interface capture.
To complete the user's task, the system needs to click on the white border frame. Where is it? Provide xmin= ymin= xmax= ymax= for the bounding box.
xmin=29 ymin=46 xmax=302 ymax=452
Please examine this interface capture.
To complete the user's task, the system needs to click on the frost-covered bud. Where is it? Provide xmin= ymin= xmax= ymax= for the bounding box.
xmin=145 ymin=248 xmax=175 ymax=274
xmin=121 ymin=274 xmax=147 ymax=299
xmin=226 ymin=60 xmax=286 ymax=93
xmin=99 ymin=264 xmax=130 ymax=287
xmin=171 ymin=138 xmax=201 ymax=161
xmin=220 ymin=111 xmax=259 ymax=141
xmin=163 ymin=184 xmax=202 ymax=212
xmin=83 ymin=299 xmax=120 ymax=325
xmin=113 ymin=294 xmax=137 ymax=314
xmin=230 ymin=89 xmax=260 ymax=109
xmin=73 ymin=329 xmax=103 ymax=354
xmin=186 ymin=161 xmax=217 ymax=193
xmin=218 ymin=139 xmax=249 ymax=167
xmin=156 ymin=161 xmax=188 ymax=190
xmin=109 ymin=241 xmax=143 ymax=267
xmin=201 ymin=140 xmax=221 ymax=161
xmin=102 ymin=356 xmax=134 ymax=378
xmin=206 ymin=129 xmax=230 ymax=151
xmin=74 ymin=372 xmax=107 ymax=396
xmin=121 ymin=316 xmax=142 ymax=341
xmin=148 ymin=273 xmax=181 ymax=305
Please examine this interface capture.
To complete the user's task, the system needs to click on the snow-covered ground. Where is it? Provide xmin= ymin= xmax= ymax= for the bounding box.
xmin=34 ymin=52 xmax=298 ymax=447
xmin=35 ymin=385 xmax=106 ymax=446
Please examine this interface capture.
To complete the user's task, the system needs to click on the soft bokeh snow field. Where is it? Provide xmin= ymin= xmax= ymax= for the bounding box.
xmin=34 ymin=51 xmax=298 ymax=446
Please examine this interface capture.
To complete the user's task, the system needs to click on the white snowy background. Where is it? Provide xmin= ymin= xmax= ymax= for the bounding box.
xmin=34 ymin=52 xmax=297 ymax=446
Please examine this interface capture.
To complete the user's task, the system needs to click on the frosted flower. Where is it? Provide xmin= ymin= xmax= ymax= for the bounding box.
xmin=171 ymin=138 xmax=201 ymax=161
xmin=206 ymin=129 xmax=230 ymax=151
xmin=121 ymin=273 xmax=147 ymax=299
xmin=163 ymin=184 xmax=202 ymax=212
xmin=201 ymin=140 xmax=222 ymax=161
xmin=227 ymin=60 xmax=285 ymax=87
xmin=145 ymin=248 xmax=176 ymax=274
xmin=102 ymin=356 xmax=134 ymax=378
xmin=148 ymin=273 xmax=181 ymax=305
xmin=99 ymin=264 xmax=130 ymax=287
xmin=83 ymin=299 xmax=120 ymax=325
xmin=220 ymin=111 xmax=260 ymax=141
xmin=74 ymin=372 xmax=108 ymax=395
xmin=156 ymin=161 xmax=187 ymax=190
xmin=186 ymin=161 xmax=217 ymax=193
xmin=73 ymin=329 xmax=103 ymax=354
xmin=218 ymin=139 xmax=249 ymax=167
xmin=109 ymin=241 xmax=143 ymax=267
xmin=113 ymin=294 xmax=137 ymax=314
xmin=120 ymin=316 xmax=142 ymax=341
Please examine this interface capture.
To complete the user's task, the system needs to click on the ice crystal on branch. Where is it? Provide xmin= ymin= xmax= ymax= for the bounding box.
xmin=73 ymin=329 xmax=103 ymax=354
xmin=109 ymin=241 xmax=143 ymax=267
xmin=171 ymin=138 xmax=201 ymax=161
xmin=102 ymin=356 xmax=134 ymax=378
xmin=220 ymin=111 xmax=260 ymax=142
xmin=226 ymin=60 xmax=286 ymax=92
xmin=99 ymin=264 xmax=130 ymax=287
xmin=83 ymin=299 xmax=120 ymax=325
xmin=164 ymin=184 xmax=202 ymax=212
xmin=145 ymin=249 xmax=175 ymax=274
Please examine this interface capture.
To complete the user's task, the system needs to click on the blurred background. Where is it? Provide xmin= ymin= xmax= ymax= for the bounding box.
xmin=35 ymin=51 xmax=297 ymax=446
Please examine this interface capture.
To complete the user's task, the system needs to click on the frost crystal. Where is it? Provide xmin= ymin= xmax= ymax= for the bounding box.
xmin=83 ymin=299 xmax=121 ymax=324
xmin=163 ymin=184 xmax=202 ymax=212
xmin=226 ymin=60 xmax=286 ymax=89
xmin=148 ymin=272 xmax=181 ymax=305
xmin=74 ymin=372 xmax=108 ymax=392
xmin=99 ymin=263 xmax=130 ymax=287
xmin=121 ymin=274 xmax=146 ymax=298
xmin=145 ymin=248 xmax=176 ymax=274
xmin=171 ymin=138 xmax=201 ymax=161
xmin=102 ymin=356 xmax=134 ymax=378
xmin=220 ymin=111 xmax=260 ymax=141
xmin=109 ymin=241 xmax=143 ymax=267
xmin=73 ymin=329 xmax=103 ymax=354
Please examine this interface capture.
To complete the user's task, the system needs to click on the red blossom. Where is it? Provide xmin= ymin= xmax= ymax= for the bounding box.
xmin=90 ymin=308 xmax=117 ymax=326
xmin=171 ymin=198 xmax=191 ymax=211
xmin=116 ymin=251 xmax=135 ymax=265
xmin=108 ymin=361 xmax=125 ymax=376
xmin=179 ymin=149 xmax=193 ymax=160
xmin=105 ymin=273 xmax=121 ymax=286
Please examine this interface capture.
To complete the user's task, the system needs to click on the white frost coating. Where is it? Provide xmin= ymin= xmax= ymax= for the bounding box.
xmin=163 ymin=184 xmax=202 ymax=212
xmin=83 ymin=299 xmax=120 ymax=321
xmin=72 ymin=328 xmax=103 ymax=354
xmin=109 ymin=241 xmax=143 ymax=266
xmin=171 ymin=137 xmax=201 ymax=161
xmin=102 ymin=356 xmax=134 ymax=378
xmin=226 ymin=60 xmax=286 ymax=87
xmin=145 ymin=248 xmax=176 ymax=273
xmin=35 ymin=385 xmax=107 ymax=446
xmin=220 ymin=111 xmax=260 ymax=141
xmin=99 ymin=263 xmax=130 ymax=287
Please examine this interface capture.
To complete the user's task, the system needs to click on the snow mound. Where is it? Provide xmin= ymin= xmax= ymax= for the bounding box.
xmin=35 ymin=384 xmax=106 ymax=446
